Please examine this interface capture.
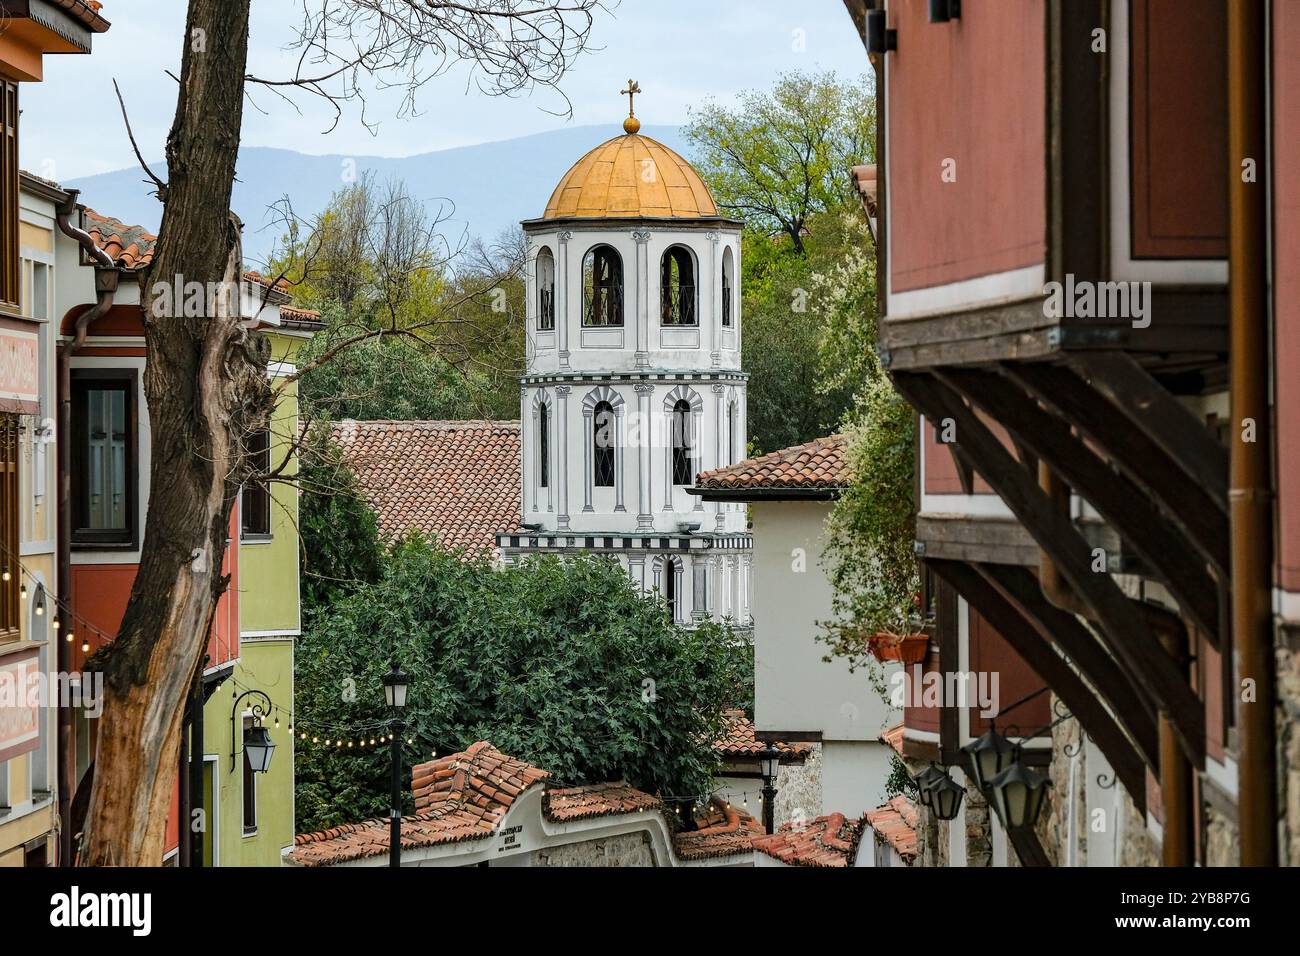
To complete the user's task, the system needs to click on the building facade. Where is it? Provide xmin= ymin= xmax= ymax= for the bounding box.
xmin=0 ymin=0 xmax=109 ymax=870
xmin=496 ymin=111 xmax=752 ymax=628
xmin=50 ymin=206 xmax=308 ymax=865
xmin=848 ymin=0 xmax=1297 ymax=866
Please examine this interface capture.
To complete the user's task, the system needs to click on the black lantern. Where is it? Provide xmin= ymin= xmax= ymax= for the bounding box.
xmin=985 ymin=759 xmax=1049 ymax=830
xmin=928 ymin=772 xmax=965 ymax=821
xmin=962 ymin=726 xmax=1015 ymax=790
xmin=243 ymin=724 xmax=276 ymax=774
xmin=382 ymin=663 xmax=411 ymax=711
xmin=914 ymin=762 xmax=947 ymax=809
xmin=757 ymin=745 xmax=782 ymax=835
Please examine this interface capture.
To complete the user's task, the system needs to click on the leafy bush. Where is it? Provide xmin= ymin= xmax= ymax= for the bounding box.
xmin=294 ymin=540 xmax=752 ymax=832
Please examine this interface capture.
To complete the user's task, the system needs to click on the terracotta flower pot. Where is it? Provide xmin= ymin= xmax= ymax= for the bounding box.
xmin=896 ymin=632 xmax=930 ymax=665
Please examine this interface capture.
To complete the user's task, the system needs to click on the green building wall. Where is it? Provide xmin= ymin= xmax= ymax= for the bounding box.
xmin=198 ymin=327 xmax=308 ymax=866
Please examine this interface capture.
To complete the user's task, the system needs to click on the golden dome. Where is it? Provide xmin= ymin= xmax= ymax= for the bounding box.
xmin=542 ymin=132 xmax=719 ymax=220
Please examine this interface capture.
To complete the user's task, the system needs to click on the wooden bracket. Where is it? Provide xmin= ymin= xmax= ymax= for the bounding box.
xmin=892 ymin=371 xmax=1205 ymax=767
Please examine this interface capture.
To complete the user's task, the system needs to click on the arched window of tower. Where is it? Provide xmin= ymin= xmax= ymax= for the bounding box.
xmin=538 ymin=403 xmax=550 ymax=488
xmin=582 ymin=245 xmax=624 ymax=327
xmin=721 ymin=246 xmax=735 ymax=328
xmin=660 ymin=245 xmax=697 ymax=326
xmin=671 ymin=399 xmax=695 ymax=486
xmin=593 ymin=400 xmax=616 ymax=487
xmin=536 ymin=246 xmax=555 ymax=331
xmin=662 ymin=556 xmax=681 ymax=623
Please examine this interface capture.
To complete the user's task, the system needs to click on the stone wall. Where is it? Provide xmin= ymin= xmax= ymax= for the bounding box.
xmin=534 ymin=831 xmax=657 ymax=867
xmin=775 ymin=744 xmax=823 ymax=828
xmin=1279 ymin=625 xmax=1300 ymax=867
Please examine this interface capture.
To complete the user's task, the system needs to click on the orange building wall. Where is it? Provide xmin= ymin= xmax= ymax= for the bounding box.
xmin=1275 ymin=0 xmax=1300 ymax=594
xmin=886 ymin=0 xmax=1046 ymax=293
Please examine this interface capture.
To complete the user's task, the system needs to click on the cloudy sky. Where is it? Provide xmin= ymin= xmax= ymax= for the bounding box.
xmin=20 ymin=1 xmax=868 ymax=181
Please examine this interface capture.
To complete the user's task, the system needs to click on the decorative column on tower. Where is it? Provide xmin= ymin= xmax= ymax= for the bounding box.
xmin=633 ymin=231 xmax=651 ymax=368
xmin=614 ymin=402 xmax=627 ymax=512
xmin=708 ymin=231 xmax=722 ymax=367
xmin=635 ymin=383 xmax=655 ymax=530
xmin=557 ymin=231 xmax=573 ymax=369
xmin=556 ymin=385 xmax=571 ymax=529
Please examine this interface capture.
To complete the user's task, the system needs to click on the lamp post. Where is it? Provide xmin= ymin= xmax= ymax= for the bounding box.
xmin=382 ymin=662 xmax=412 ymax=869
xmin=757 ymin=745 xmax=782 ymax=834
xmin=229 ymin=689 xmax=275 ymax=773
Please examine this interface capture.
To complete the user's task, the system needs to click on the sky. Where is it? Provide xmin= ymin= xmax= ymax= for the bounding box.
xmin=20 ymin=0 xmax=869 ymax=181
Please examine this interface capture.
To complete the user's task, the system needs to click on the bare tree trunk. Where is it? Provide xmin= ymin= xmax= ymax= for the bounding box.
xmin=79 ymin=0 xmax=269 ymax=866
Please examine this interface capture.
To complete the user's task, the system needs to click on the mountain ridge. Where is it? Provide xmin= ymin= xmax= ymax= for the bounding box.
xmin=65 ymin=124 xmax=695 ymax=267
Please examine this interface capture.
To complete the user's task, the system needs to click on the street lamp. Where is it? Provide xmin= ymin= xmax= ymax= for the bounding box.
xmin=913 ymin=762 xmax=947 ymax=809
xmin=962 ymin=725 xmax=1015 ymax=791
xmin=382 ymin=662 xmax=412 ymax=868
xmin=242 ymin=724 xmax=276 ymax=774
xmin=985 ymin=757 xmax=1049 ymax=831
xmin=757 ymin=745 xmax=782 ymax=835
xmin=928 ymin=772 xmax=965 ymax=821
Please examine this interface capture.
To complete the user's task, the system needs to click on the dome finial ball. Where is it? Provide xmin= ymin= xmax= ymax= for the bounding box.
xmin=623 ymin=115 xmax=641 ymax=135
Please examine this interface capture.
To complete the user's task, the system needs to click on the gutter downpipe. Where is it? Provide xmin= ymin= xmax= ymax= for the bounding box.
xmin=1227 ymin=0 xmax=1276 ymax=866
xmin=54 ymin=194 xmax=117 ymax=866
xmin=1038 ymin=463 xmax=1193 ymax=864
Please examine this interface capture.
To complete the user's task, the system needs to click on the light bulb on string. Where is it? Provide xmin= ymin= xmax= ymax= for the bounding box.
xmin=2 ymin=568 xmax=10 ymax=582
xmin=81 ymin=638 xmax=89 ymax=653
xmin=19 ymin=583 xmax=27 ymax=600
xmin=34 ymin=587 xmax=45 ymax=616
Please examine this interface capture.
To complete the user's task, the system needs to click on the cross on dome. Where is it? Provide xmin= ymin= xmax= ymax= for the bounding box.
xmin=621 ymin=79 xmax=642 ymax=134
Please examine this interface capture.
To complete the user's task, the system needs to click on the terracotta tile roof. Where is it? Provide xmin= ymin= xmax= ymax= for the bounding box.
xmin=289 ymin=741 xmax=549 ymax=867
xmin=545 ymin=782 xmax=662 ymax=822
xmin=850 ymin=164 xmax=878 ymax=221
xmin=714 ymin=709 xmax=813 ymax=763
xmin=47 ymin=0 xmax=111 ymax=31
xmin=329 ymin=419 xmax=521 ymax=553
xmin=84 ymin=209 xmax=157 ymax=271
xmin=864 ymin=796 xmax=919 ymax=864
xmin=752 ymin=811 xmax=865 ymax=867
xmin=880 ymin=723 xmax=905 ymax=757
xmin=673 ymin=801 xmax=764 ymax=861
xmin=694 ymin=434 xmax=850 ymax=496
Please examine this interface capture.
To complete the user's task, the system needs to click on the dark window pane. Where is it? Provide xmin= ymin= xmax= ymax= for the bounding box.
xmin=593 ymin=402 xmax=615 ymax=487
xmin=539 ymin=405 xmax=549 ymax=488
xmin=241 ymin=429 xmax=271 ymax=537
xmin=73 ymin=378 xmax=133 ymax=545
xmin=671 ymin=400 xmax=694 ymax=486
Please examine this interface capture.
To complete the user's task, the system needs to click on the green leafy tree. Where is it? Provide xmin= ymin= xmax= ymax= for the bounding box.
xmin=294 ymin=542 xmax=753 ymax=832
xmin=685 ymin=70 xmax=875 ymax=254
xmin=297 ymin=430 xmax=386 ymax=613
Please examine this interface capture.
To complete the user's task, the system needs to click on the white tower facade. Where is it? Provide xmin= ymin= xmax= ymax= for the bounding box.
xmin=497 ymin=112 xmax=752 ymax=628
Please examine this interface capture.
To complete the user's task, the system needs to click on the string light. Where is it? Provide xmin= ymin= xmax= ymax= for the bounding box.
xmin=19 ymin=582 xmax=26 ymax=600
xmin=81 ymin=638 xmax=89 ymax=653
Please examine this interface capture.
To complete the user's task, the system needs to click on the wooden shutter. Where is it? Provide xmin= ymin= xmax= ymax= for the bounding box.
xmin=0 ymin=80 xmax=17 ymax=313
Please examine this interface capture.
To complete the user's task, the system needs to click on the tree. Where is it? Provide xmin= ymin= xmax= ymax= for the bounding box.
xmin=294 ymin=542 xmax=753 ymax=832
xmin=685 ymin=70 xmax=875 ymax=254
xmin=81 ymin=0 xmax=604 ymax=866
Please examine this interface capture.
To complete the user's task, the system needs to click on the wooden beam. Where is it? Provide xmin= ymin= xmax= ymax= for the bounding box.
xmin=1068 ymin=351 xmax=1229 ymax=506
xmin=892 ymin=372 xmax=1205 ymax=766
xmin=1008 ymin=822 xmax=1053 ymax=867
xmin=975 ymin=562 xmax=1160 ymax=770
xmin=927 ymin=558 xmax=1149 ymax=813
xmin=1008 ymin=361 xmax=1229 ymax=574
xmin=939 ymin=367 xmax=1220 ymax=643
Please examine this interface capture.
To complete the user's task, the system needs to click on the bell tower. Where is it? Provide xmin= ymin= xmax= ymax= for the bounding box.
xmin=498 ymin=89 xmax=752 ymax=628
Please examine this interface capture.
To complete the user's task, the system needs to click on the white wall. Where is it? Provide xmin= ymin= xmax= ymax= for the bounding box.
xmin=751 ymin=500 xmax=899 ymax=814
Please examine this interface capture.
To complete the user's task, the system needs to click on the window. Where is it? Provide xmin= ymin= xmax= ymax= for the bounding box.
xmin=671 ymin=399 xmax=694 ymax=486
xmin=242 ymin=716 xmax=258 ymax=834
xmin=663 ymin=558 xmax=680 ymax=623
xmin=721 ymin=247 xmax=735 ymax=328
xmin=71 ymin=373 xmax=135 ymax=547
xmin=593 ymin=401 xmax=615 ymax=487
xmin=538 ymin=403 xmax=550 ymax=488
xmin=582 ymin=245 xmax=623 ymax=327
xmin=1 ymin=80 xmax=18 ymax=312
xmin=660 ymin=246 xmax=696 ymax=326
xmin=241 ymin=429 xmax=271 ymax=538
xmin=0 ymin=415 xmax=18 ymax=634
xmin=536 ymin=246 xmax=555 ymax=331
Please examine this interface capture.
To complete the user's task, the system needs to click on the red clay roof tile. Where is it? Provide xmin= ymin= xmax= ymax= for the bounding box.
xmin=329 ymin=419 xmax=521 ymax=554
xmin=695 ymin=434 xmax=850 ymax=493
xmin=714 ymin=709 xmax=813 ymax=762
xmin=864 ymin=796 xmax=919 ymax=863
xmin=752 ymin=811 xmax=866 ymax=868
